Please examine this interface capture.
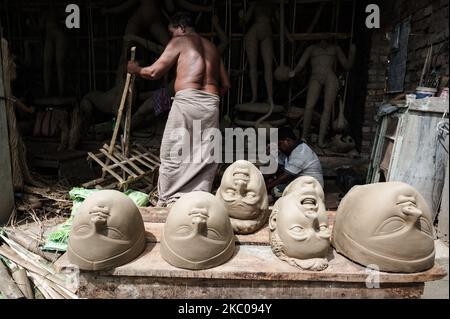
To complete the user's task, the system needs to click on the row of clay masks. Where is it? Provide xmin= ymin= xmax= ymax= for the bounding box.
xmin=67 ymin=181 xmax=435 ymax=273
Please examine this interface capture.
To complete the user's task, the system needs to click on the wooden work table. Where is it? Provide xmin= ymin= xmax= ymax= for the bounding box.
xmin=55 ymin=208 xmax=447 ymax=299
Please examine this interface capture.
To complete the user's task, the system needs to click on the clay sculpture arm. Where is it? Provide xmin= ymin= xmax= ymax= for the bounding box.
xmin=336 ymin=44 xmax=356 ymax=71
xmin=124 ymin=34 xmax=165 ymax=55
xmin=241 ymin=2 xmax=256 ymax=25
xmin=102 ymin=0 xmax=139 ymax=14
xmin=213 ymin=15 xmax=229 ymax=55
xmin=128 ymin=38 xmax=180 ymax=80
xmin=175 ymin=0 xmax=212 ymax=12
xmin=290 ymin=45 xmax=313 ymax=77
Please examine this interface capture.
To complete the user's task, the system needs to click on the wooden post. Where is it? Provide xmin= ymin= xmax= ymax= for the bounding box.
xmin=0 ymin=38 xmax=14 ymax=224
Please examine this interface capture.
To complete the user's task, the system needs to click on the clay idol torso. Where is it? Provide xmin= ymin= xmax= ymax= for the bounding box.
xmin=216 ymin=160 xmax=269 ymax=234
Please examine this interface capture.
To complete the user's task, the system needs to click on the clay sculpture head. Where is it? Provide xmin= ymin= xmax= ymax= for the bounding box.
xmin=332 ymin=182 xmax=435 ymax=273
xmin=161 ymin=192 xmax=235 ymax=270
xmin=216 ymin=160 xmax=269 ymax=234
xmin=68 ymin=190 xmax=146 ymax=271
xmin=270 ymin=190 xmax=331 ymax=271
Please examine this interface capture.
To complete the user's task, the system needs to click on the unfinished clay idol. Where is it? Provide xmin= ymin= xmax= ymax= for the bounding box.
xmin=332 ymin=182 xmax=435 ymax=273
xmin=161 ymin=192 xmax=235 ymax=270
xmin=270 ymin=190 xmax=331 ymax=271
xmin=216 ymin=160 xmax=269 ymax=234
xmin=68 ymin=190 xmax=146 ymax=271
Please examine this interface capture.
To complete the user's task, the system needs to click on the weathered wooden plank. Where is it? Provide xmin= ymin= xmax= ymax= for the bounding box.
xmin=388 ymin=107 xmax=448 ymax=217
xmin=69 ymin=244 xmax=446 ymax=284
xmin=78 ymin=275 xmax=425 ymax=299
xmin=408 ymin=97 xmax=449 ymax=113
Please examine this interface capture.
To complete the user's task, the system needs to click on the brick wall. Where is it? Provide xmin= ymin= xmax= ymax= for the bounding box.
xmin=359 ymin=0 xmax=449 ymax=158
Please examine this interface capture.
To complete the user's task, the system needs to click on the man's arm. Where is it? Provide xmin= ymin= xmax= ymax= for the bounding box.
xmin=128 ymin=38 xmax=180 ymax=80
xmin=266 ymin=171 xmax=295 ymax=192
xmin=219 ymin=59 xmax=231 ymax=96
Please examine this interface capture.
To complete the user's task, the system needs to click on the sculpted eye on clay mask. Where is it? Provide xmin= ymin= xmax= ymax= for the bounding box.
xmin=161 ymin=191 xmax=235 ymax=270
xmin=216 ymin=160 xmax=269 ymax=234
xmin=68 ymin=190 xmax=146 ymax=271
xmin=332 ymin=182 xmax=435 ymax=273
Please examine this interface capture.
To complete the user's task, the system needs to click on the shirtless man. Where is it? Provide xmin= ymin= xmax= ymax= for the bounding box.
xmin=128 ymin=12 xmax=230 ymax=207
xmin=290 ymin=40 xmax=355 ymax=147
xmin=103 ymin=0 xmax=212 ymax=84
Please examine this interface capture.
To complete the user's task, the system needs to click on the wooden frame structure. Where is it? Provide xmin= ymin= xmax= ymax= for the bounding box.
xmin=83 ymin=143 xmax=160 ymax=190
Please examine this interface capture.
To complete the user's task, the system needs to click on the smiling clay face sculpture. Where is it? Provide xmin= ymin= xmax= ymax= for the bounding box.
xmin=161 ymin=192 xmax=235 ymax=270
xmin=269 ymin=177 xmax=331 ymax=271
xmin=216 ymin=160 xmax=269 ymax=234
xmin=68 ymin=190 xmax=146 ymax=271
xmin=332 ymin=182 xmax=435 ymax=273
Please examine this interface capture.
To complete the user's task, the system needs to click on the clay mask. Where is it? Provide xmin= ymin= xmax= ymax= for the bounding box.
xmin=68 ymin=190 xmax=146 ymax=271
xmin=269 ymin=178 xmax=331 ymax=271
xmin=161 ymin=192 xmax=235 ymax=270
xmin=216 ymin=160 xmax=269 ymax=234
xmin=332 ymin=182 xmax=435 ymax=273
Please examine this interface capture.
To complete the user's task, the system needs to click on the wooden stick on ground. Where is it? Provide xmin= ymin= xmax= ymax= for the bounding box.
xmin=12 ymin=268 xmax=34 ymax=299
xmin=0 ymin=260 xmax=25 ymax=299
xmin=0 ymin=245 xmax=75 ymax=294
xmin=4 ymin=229 xmax=61 ymax=263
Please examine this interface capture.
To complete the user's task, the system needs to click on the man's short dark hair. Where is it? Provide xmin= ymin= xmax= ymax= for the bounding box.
xmin=169 ymin=12 xmax=195 ymax=30
xmin=278 ymin=127 xmax=298 ymax=141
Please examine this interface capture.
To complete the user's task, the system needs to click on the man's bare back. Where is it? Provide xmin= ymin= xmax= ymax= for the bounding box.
xmin=172 ymin=34 xmax=222 ymax=95
xmin=127 ymin=25 xmax=229 ymax=96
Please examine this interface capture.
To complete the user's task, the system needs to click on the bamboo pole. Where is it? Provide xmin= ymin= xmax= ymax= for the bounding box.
xmin=0 ymin=260 xmax=25 ymax=299
xmin=27 ymin=272 xmax=64 ymax=299
xmin=4 ymin=229 xmax=61 ymax=263
xmin=102 ymin=46 xmax=136 ymax=179
xmin=0 ymin=245 xmax=76 ymax=294
xmin=12 ymin=268 xmax=34 ymax=299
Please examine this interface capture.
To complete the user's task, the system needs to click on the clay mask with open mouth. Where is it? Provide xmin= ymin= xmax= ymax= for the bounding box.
xmin=161 ymin=192 xmax=235 ymax=270
xmin=299 ymin=194 xmax=320 ymax=219
xmin=332 ymin=182 xmax=436 ymax=273
xmin=68 ymin=190 xmax=146 ymax=271
xmin=216 ymin=160 xmax=269 ymax=234
xmin=270 ymin=192 xmax=331 ymax=261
